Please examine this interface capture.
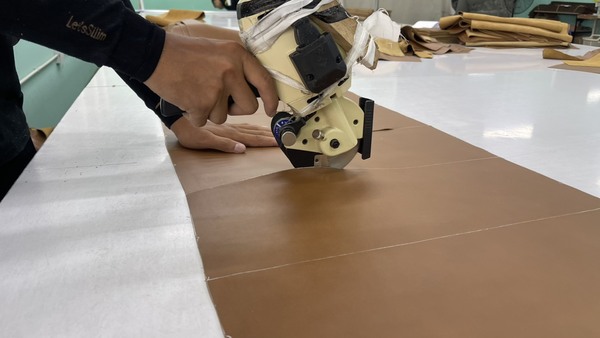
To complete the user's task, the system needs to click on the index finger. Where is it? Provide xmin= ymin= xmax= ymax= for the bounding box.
xmin=241 ymin=53 xmax=279 ymax=117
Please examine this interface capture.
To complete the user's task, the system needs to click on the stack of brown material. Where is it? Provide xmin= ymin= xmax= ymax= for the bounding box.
xmin=315 ymin=1 xmax=467 ymax=62
xmin=438 ymin=12 xmax=572 ymax=48
xmin=376 ymin=26 xmax=472 ymax=61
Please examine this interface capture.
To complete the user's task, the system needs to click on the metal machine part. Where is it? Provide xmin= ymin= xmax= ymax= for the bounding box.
xmin=289 ymin=17 xmax=347 ymax=93
xmin=238 ymin=0 xmax=375 ymax=169
xmin=271 ymin=97 xmax=373 ymax=169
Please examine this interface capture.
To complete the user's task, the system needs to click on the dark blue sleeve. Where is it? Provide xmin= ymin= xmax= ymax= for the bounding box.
xmin=116 ymin=71 xmax=183 ymax=129
xmin=0 ymin=0 xmax=165 ymax=82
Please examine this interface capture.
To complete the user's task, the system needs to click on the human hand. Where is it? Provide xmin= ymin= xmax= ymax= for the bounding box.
xmin=144 ymin=32 xmax=278 ymax=127
xmin=170 ymin=116 xmax=277 ymax=153
xmin=212 ymin=0 xmax=225 ymax=9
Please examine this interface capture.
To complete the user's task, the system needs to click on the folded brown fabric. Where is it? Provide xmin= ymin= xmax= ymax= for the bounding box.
xmin=374 ymin=26 xmax=472 ymax=62
xmin=375 ymin=38 xmax=422 ymax=62
xmin=543 ymin=48 xmax=600 ymax=61
xmin=545 ymin=48 xmax=600 ymax=74
xmin=438 ymin=12 xmax=572 ymax=48
xmin=401 ymin=26 xmax=472 ymax=55
xmin=441 ymin=13 xmax=570 ymax=34
xmin=146 ymin=9 xmax=205 ymax=27
xmin=412 ymin=28 xmax=462 ymax=45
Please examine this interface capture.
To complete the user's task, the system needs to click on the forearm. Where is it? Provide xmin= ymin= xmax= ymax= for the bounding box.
xmin=0 ymin=0 xmax=164 ymax=81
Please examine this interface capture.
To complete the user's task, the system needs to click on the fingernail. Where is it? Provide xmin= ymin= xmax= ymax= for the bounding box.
xmin=233 ymin=143 xmax=246 ymax=153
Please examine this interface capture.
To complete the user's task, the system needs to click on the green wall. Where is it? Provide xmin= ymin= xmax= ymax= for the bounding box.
xmin=15 ymin=41 xmax=98 ymax=128
xmin=15 ymin=0 xmax=215 ymax=129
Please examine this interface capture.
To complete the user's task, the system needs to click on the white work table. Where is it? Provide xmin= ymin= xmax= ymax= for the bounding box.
xmin=2 ymin=10 xmax=600 ymax=337
xmin=352 ymin=45 xmax=600 ymax=199
xmin=0 ymin=11 xmax=239 ymax=338
xmin=0 ymin=67 xmax=223 ymax=336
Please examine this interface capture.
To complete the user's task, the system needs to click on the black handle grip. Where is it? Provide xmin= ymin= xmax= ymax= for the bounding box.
xmin=159 ymin=83 xmax=261 ymax=117
xmin=159 ymin=99 xmax=184 ymax=117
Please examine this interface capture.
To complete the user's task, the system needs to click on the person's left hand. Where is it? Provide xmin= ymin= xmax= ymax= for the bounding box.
xmin=170 ymin=116 xmax=277 ymax=153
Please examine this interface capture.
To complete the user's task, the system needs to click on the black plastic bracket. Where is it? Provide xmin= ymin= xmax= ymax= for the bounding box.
xmin=358 ymin=97 xmax=374 ymax=160
xmin=289 ymin=18 xmax=346 ymax=94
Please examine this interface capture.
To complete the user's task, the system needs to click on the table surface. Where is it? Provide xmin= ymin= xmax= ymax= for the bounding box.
xmin=0 ymin=47 xmax=224 ymax=338
xmin=352 ymin=45 xmax=600 ymax=199
xmin=2 ymin=10 xmax=600 ymax=337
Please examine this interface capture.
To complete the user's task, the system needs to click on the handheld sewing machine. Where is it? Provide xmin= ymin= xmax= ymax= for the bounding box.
xmin=237 ymin=0 xmax=377 ymax=168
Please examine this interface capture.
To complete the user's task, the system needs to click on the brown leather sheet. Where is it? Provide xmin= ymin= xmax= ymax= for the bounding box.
xmin=166 ymin=95 xmax=600 ymax=337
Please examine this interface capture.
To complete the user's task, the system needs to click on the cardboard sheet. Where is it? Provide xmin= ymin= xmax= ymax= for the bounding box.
xmin=166 ymin=96 xmax=600 ymax=337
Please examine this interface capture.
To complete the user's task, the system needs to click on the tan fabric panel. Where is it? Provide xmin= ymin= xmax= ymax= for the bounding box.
xmin=461 ymin=12 xmax=569 ymax=34
xmin=166 ymin=96 xmax=600 ymax=337
xmin=438 ymin=12 xmax=572 ymax=48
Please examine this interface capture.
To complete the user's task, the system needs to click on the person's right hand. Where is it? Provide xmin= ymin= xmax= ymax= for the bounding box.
xmin=144 ymin=32 xmax=278 ymax=127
